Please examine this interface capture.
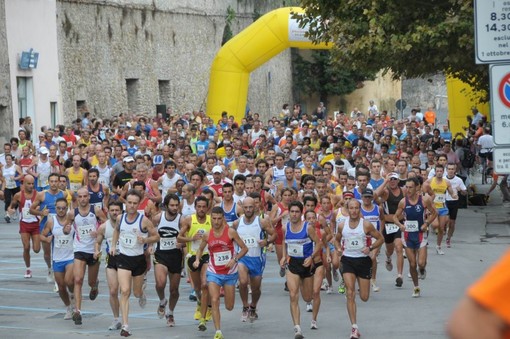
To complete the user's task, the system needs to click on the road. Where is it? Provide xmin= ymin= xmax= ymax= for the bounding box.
xmin=0 ymin=195 xmax=508 ymax=339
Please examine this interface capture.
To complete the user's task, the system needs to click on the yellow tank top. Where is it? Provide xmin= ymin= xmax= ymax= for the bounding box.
xmin=186 ymin=214 xmax=212 ymax=255
xmin=65 ymin=189 xmax=73 ymax=205
xmin=68 ymin=168 xmax=84 ymax=192
xmin=430 ymin=177 xmax=447 ymax=209
xmin=90 ymin=156 xmax=99 ymax=167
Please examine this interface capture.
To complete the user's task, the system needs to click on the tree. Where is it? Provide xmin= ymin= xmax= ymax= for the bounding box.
xmin=295 ymin=0 xmax=488 ymax=101
xmin=292 ymin=49 xmax=376 ymax=105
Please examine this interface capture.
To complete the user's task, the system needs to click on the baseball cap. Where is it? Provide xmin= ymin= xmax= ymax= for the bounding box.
xmin=153 ymin=155 xmax=163 ymax=165
xmin=157 ymin=128 xmax=163 ymax=132
xmin=39 ymin=147 xmax=49 ymax=155
xmin=127 ymin=136 xmax=135 ymax=141
xmin=342 ymin=191 xmax=355 ymax=199
xmin=212 ymin=165 xmax=223 ymax=174
xmin=388 ymin=172 xmax=399 ymax=180
xmin=362 ymin=188 xmax=374 ymax=196
xmin=124 ymin=156 xmax=135 ymax=163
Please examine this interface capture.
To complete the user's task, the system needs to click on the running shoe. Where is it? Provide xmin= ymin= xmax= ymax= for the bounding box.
xmin=189 ymin=290 xmax=197 ymax=301
xmin=320 ymin=279 xmax=328 ymax=291
xmin=108 ymin=320 xmax=122 ymax=330
xmin=24 ymin=269 xmax=32 ymax=279
xmin=142 ymin=275 xmax=147 ymax=292
xmin=412 ymin=287 xmax=421 ymax=298
xmin=294 ymin=329 xmax=304 ymax=339
xmin=279 ymin=266 xmax=286 ymax=277
xmin=350 ymin=326 xmax=361 ymax=339
xmin=372 ymin=282 xmax=380 ymax=292
xmin=89 ymin=281 xmax=99 ymax=300
xmin=198 ymin=319 xmax=207 ymax=331
xmin=194 ymin=304 xmax=201 ymax=320
xmin=248 ymin=306 xmax=258 ymax=321
xmin=205 ymin=306 xmax=212 ymax=321
xmin=54 ymin=282 xmax=59 ymax=293
xmin=64 ymin=307 xmax=73 ymax=320
xmin=157 ymin=299 xmax=167 ymax=319
xmin=333 ymin=269 xmax=339 ymax=282
xmin=181 ymin=269 xmax=186 ymax=278
xmin=4 ymin=215 xmax=10 ymax=223
xmin=72 ymin=310 xmax=82 ymax=325
xmin=395 ymin=276 xmax=403 ymax=287
xmin=327 ymin=287 xmax=333 ymax=294
xmin=120 ymin=325 xmax=131 ymax=337
xmin=436 ymin=245 xmax=445 ymax=255
xmin=385 ymin=258 xmax=393 ymax=271
xmin=306 ymin=302 xmax=313 ymax=312
xmin=403 ymin=249 xmax=407 ymax=259
xmin=338 ymin=280 xmax=346 ymax=294
xmin=446 ymin=238 xmax=451 ymax=248
xmin=46 ymin=269 xmax=54 ymax=283
xmin=138 ymin=292 xmax=147 ymax=308
xmin=311 ymin=320 xmax=318 ymax=330
xmin=419 ymin=268 xmax=427 ymax=280
xmin=166 ymin=314 xmax=175 ymax=327
xmin=214 ymin=331 xmax=225 ymax=339
xmin=241 ymin=306 xmax=249 ymax=322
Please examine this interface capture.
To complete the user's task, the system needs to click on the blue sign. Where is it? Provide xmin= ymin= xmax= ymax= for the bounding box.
xmin=19 ymin=49 xmax=39 ymax=70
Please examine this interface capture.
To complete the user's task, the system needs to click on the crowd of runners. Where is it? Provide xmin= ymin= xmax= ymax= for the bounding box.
xmin=0 ymin=103 xmax=499 ymax=339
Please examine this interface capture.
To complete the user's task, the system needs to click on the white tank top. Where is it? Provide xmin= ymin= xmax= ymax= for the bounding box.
xmin=36 ymin=159 xmax=51 ymax=187
xmin=95 ymin=165 xmax=111 ymax=187
xmin=3 ymin=165 xmax=17 ymax=189
xmin=104 ymin=219 xmax=119 ymax=255
xmin=118 ymin=212 xmax=146 ymax=256
xmin=182 ymin=198 xmax=196 ymax=217
xmin=341 ymin=217 xmax=368 ymax=258
xmin=52 ymin=215 xmax=75 ymax=262
xmin=237 ymin=216 xmax=264 ymax=258
xmin=161 ymin=174 xmax=179 ymax=199
xmin=272 ymin=166 xmax=286 ymax=184
xmin=156 ymin=212 xmax=181 ymax=252
xmin=73 ymin=206 xmax=98 ymax=254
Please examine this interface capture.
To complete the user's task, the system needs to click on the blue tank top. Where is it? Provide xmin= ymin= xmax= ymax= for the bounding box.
xmin=221 ymin=201 xmax=239 ymax=226
xmin=283 ymin=179 xmax=298 ymax=190
xmin=404 ymin=196 xmax=425 ymax=231
xmin=369 ymin=178 xmax=384 ymax=191
xmin=361 ymin=204 xmax=380 ymax=231
xmin=40 ymin=190 xmax=65 ymax=228
xmin=353 ymin=187 xmax=363 ymax=201
xmin=285 ymin=221 xmax=313 ymax=259
xmin=88 ymin=184 xmax=105 ymax=208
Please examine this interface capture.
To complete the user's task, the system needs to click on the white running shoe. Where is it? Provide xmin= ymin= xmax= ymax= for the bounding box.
xmin=412 ymin=287 xmax=421 ymax=298
xmin=310 ymin=320 xmax=318 ymax=329
xmin=108 ymin=320 xmax=122 ymax=330
xmin=47 ymin=269 xmax=54 ymax=283
xmin=24 ymin=269 xmax=32 ymax=279
xmin=53 ymin=282 xmax=59 ymax=293
xmin=333 ymin=269 xmax=339 ymax=282
xmin=306 ymin=302 xmax=313 ymax=312
xmin=436 ymin=246 xmax=445 ymax=255
xmin=64 ymin=307 xmax=73 ymax=320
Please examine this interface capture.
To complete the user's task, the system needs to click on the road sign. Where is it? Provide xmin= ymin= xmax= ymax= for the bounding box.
xmin=494 ymin=147 xmax=510 ymax=174
xmin=475 ymin=0 xmax=510 ymax=64
xmin=489 ymin=64 xmax=510 ymax=145
xmin=396 ymin=99 xmax=406 ymax=111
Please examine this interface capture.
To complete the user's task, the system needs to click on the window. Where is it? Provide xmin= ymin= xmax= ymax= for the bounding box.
xmin=158 ymin=80 xmax=171 ymax=106
xmin=76 ymin=100 xmax=87 ymax=118
xmin=50 ymin=102 xmax=57 ymax=128
xmin=126 ymin=78 xmax=140 ymax=114
xmin=17 ymin=77 xmax=33 ymax=119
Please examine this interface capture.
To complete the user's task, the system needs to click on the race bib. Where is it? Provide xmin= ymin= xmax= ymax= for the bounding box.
xmin=55 ymin=234 xmax=73 ymax=249
xmin=39 ymin=173 xmax=49 ymax=187
xmin=70 ymin=182 xmax=81 ymax=191
xmin=242 ymin=236 xmax=258 ymax=248
xmin=6 ymin=177 xmax=16 ymax=189
xmin=345 ymin=236 xmax=364 ymax=250
xmin=287 ymin=242 xmax=304 ymax=257
xmin=91 ymin=202 xmax=103 ymax=210
xmin=22 ymin=207 xmax=32 ymax=220
xmin=405 ymin=220 xmax=419 ymax=232
xmin=78 ymin=224 xmax=95 ymax=239
xmin=435 ymin=194 xmax=446 ymax=203
xmin=160 ymin=238 xmax=177 ymax=250
xmin=385 ymin=223 xmax=400 ymax=234
xmin=213 ymin=250 xmax=232 ymax=266
xmin=120 ymin=232 xmax=137 ymax=248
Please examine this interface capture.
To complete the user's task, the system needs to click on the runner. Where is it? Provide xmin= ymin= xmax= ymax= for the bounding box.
xmin=393 ymin=177 xmax=437 ymax=297
xmin=110 ymin=189 xmax=160 ymax=337
xmin=445 ymin=163 xmax=467 ymax=248
xmin=334 ymin=199 xmax=384 ymax=339
xmin=232 ymin=197 xmax=276 ymax=322
xmin=153 ymin=193 xmax=183 ymax=327
xmin=40 ymin=198 xmax=75 ymax=320
xmin=281 ymin=201 xmax=322 ymax=339
xmin=94 ymin=201 xmax=124 ymax=331
xmin=219 ymin=183 xmax=242 ymax=227
xmin=270 ymin=187 xmax=293 ymax=281
xmin=194 ymin=206 xmax=248 ymax=339
xmin=87 ymin=168 xmax=110 ymax=211
xmin=65 ymin=154 xmax=88 ymax=194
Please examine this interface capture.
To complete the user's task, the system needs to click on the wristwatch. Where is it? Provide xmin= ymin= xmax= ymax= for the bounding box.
xmin=234 ymin=257 xmax=239 ymax=263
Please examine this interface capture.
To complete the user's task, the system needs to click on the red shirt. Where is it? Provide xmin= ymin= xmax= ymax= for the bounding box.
xmin=207 ymin=226 xmax=236 ymax=275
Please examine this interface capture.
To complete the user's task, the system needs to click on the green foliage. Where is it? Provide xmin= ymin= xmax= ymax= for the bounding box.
xmin=295 ymin=0 xmax=488 ymax=101
xmin=292 ymin=49 xmax=376 ymax=103
xmin=222 ymin=6 xmax=237 ymax=46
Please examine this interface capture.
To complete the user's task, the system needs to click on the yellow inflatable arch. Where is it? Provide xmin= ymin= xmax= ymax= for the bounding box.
xmin=206 ymin=7 xmax=331 ymax=124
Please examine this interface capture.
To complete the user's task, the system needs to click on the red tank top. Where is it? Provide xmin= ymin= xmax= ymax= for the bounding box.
xmin=276 ymin=202 xmax=288 ymax=229
xmin=151 ymin=169 xmax=164 ymax=181
xmin=207 ymin=226 xmax=235 ymax=275
xmin=19 ymin=156 xmax=33 ymax=178
xmin=20 ymin=190 xmax=39 ymax=224
xmin=138 ymin=198 xmax=149 ymax=216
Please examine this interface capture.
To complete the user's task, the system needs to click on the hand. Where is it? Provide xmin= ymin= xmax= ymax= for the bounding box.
xmin=137 ymin=235 xmax=145 ymax=244
xmin=279 ymin=257 xmax=287 ymax=268
xmin=192 ymin=233 xmax=203 ymax=241
xmin=93 ymin=250 xmax=101 ymax=260
xmin=45 ymin=235 xmax=54 ymax=244
xmin=63 ymin=224 xmax=72 ymax=235
xmin=399 ymin=223 xmax=405 ymax=232
xmin=258 ymin=239 xmax=266 ymax=248
xmin=41 ymin=207 xmax=49 ymax=217
xmin=90 ymin=230 xmax=98 ymax=239
xmin=148 ymin=246 xmax=155 ymax=254
xmin=193 ymin=260 xmax=200 ymax=269
xmin=7 ymin=207 xmax=14 ymax=215
xmin=362 ymin=247 xmax=371 ymax=255
xmin=109 ymin=247 xmax=116 ymax=256
xmin=326 ymin=255 xmax=332 ymax=264
xmin=226 ymin=259 xmax=235 ymax=269
xmin=303 ymin=256 xmax=312 ymax=267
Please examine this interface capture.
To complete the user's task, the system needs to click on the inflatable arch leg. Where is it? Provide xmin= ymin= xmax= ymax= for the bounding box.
xmin=206 ymin=7 xmax=331 ymax=124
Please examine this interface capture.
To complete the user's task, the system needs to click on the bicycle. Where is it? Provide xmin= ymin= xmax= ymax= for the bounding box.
xmin=479 ymin=149 xmax=493 ymax=185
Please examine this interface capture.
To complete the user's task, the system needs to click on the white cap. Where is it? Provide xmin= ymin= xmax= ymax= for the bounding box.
xmin=212 ymin=165 xmax=223 ymax=174
xmin=39 ymin=147 xmax=49 ymax=155
xmin=124 ymin=156 xmax=135 ymax=162
xmin=128 ymin=136 xmax=135 ymax=141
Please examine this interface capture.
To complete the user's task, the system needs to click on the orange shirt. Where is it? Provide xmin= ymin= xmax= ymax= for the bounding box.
xmin=468 ymin=249 xmax=510 ymax=338
xmin=424 ymin=110 xmax=436 ymax=125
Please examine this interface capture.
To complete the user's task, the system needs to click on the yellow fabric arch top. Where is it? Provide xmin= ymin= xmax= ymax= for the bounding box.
xmin=206 ymin=7 xmax=331 ymax=124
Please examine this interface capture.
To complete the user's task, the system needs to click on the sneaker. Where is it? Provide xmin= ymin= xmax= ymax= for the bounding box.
xmin=214 ymin=331 xmax=225 ymax=339
xmin=338 ymin=280 xmax=346 ymax=294
xmin=181 ymin=269 xmax=186 ymax=278
xmin=327 ymin=287 xmax=333 ymax=294
xmin=311 ymin=320 xmax=318 ymax=330
xmin=372 ymin=282 xmax=380 ymax=292
xmin=241 ymin=306 xmax=249 ymax=322
xmin=64 ymin=307 xmax=73 ymax=320
xmin=72 ymin=310 xmax=82 ymax=325
xmin=4 ymin=215 xmax=10 ymax=223
xmin=189 ymin=290 xmax=197 ymax=302
xmin=294 ymin=329 xmax=304 ymax=339
xmin=385 ymin=259 xmax=393 ymax=271
xmin=306 ymin=302 xmax=313 ymax=312
xmin=412 ymin=287 xmax=421 ymax=298
xmin=284 ymin=282 xmax=289 ymax=292
xmin=46 ymin=269 xmax=54 ymax=283
xmin=53 ymin=282 xmax=59 ymax=293
xmin=248 ymin=306 xmax=258 ymax=321
xmin=142 ymin=275 xmax=147 ymax=292
xmin=108 ymin=320 xmax=122 ymax=330
xmin=157 ymin=299 xmax=167 ymax=319
xmin=333 ymin=269 xmax=339 ymax=282
xmin=194 ymin=304 xmax=201 ymax=320
xmin=198 ymin=319 xmax=207 ymax=331
xmin=436 ymin=245 xmax=445 ymax=255
xmin=350 ymin=326 xmax=361 ymax=339
xmin=166 ymin=314 xmax=175 ymax=327
xmin=320 ymin=280 xmax=328 ymax=291
xmin=446 ymin=238 xmax=451 ymax=248
xmin=407 ymin=272 xmax=412 ymax=278
xmin=403 ymin=249 xmax=407 ymax=259
xmin=205 ymin=306 xmax=212 ymax=321
xmin=120 ymin=325 xmax=131 ymax=337
xmin=138 ymin=292 xmax=147 ymax=308
xmin=395 ymin=276 xmax=403 ymax=287
xmin=89 ymin=281 xmax=99 ymax=300
xmin=24 ymin=269 xmax=32 ymax=279
xmin=419 ymin=268 xmax=427 ymax=280
xmin=279 ymin=266 xmax=286 ymax=277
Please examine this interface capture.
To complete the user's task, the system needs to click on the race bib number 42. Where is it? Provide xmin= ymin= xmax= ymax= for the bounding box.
xmin=345 ymin=236 xmax=364 ymax=250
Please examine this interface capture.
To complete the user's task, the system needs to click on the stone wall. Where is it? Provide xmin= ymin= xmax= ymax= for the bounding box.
xmin=402 ymin=73 xmax=449 ymax=124
xmin=0 ymin=0 xmax=13 ymax=144
xmin=57 ymin=0 xmax=294 ymax=123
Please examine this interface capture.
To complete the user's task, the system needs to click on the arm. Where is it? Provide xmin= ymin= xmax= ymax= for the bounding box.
xmin=422 ymin=196 xmax=438 ymax=230
xmin=29 ymin=192 xmax=49 ymax=217
xmin=149 ymin=180 xmax=162 ymax=204
xmin=94 ymin=223 xmax=106 ymax=260
xmin=393 ymin=198 xmax=406 ymax=231
xmin=305 ymin=224 xmax=322 ymax=267
xmin=228 ymin=228 xmax=248 ymax=268
xmin=365 ymin=220 xmax=384 ymax=253
xmin=94 ymin=206 xmax=107 ymax=224
xmin=447 ymin=181 xmax=458 ymax=200
xmin=193 ymin=233 xmax=209 ymax=268
xmin=139 ymin=216 xmax=160 ymax=245
xmin=177 ymin=216 xmax=193 ymax=243
xmin=40 ymin=217 xmax=54 ymax=243
xmin=260 ymin=217 xmax=277 ymax=246
xmin=7 ymin=192 xmax=21 ymax=215
xmin=110 ymin=215 xmax=121 ymax=255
